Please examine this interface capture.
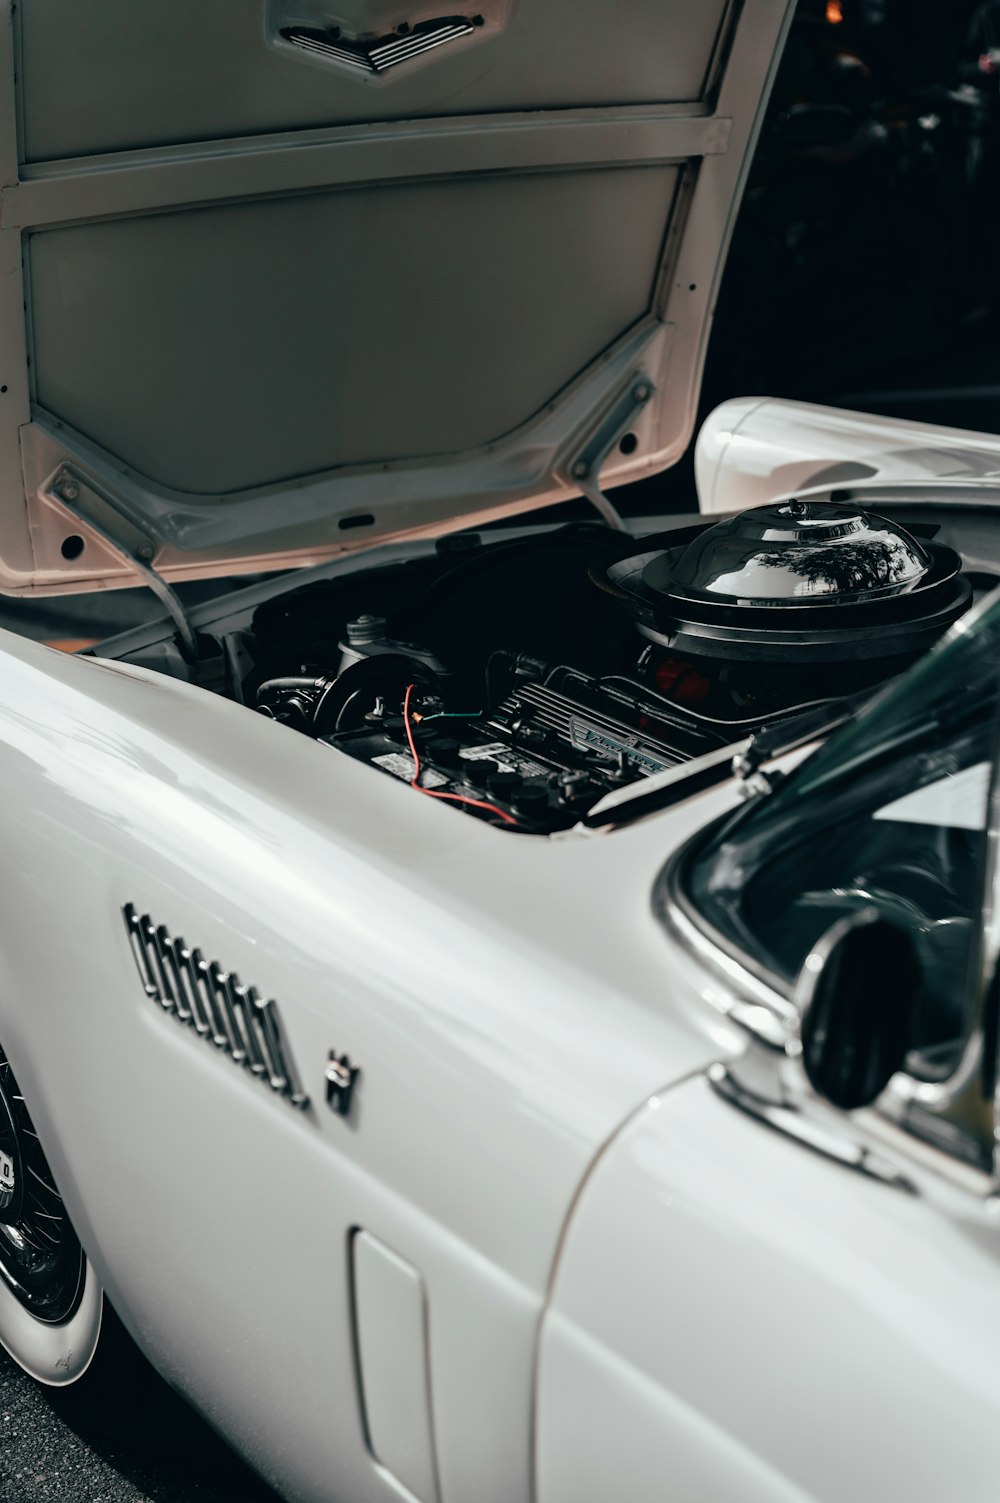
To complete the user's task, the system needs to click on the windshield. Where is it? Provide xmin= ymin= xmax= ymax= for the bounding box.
xmin=682 ymin=586 xmax=1000 ymax=1080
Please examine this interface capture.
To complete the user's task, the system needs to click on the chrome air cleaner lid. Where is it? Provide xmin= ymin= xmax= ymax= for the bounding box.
xmin=603 ymin=500 xmax=972 ymax=662
xmin=652 ymin=498 xmax=933 ymax=608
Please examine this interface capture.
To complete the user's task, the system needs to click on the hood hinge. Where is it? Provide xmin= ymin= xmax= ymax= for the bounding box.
xmin=46 ymin=468 xmax=200 ymax=659
xmin=556 ymin=375 xmax=654 ymax=532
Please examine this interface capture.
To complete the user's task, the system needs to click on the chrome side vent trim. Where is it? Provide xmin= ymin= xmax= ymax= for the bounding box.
xmin=280 ymin=17 xmax=478 ymax=74
xmin=122 ymin=905 xmax=309 ymax=1111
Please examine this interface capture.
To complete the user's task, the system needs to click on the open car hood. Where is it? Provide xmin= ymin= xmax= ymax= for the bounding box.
xmin=0 ymin=0 xmax=793 ymax=596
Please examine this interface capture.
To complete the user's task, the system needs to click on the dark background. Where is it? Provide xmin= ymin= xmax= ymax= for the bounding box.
xmin=621 ymin=0 xmax=1000 ymax=515
xmin=709 ymin=0 xmax=1000 ymax=422
xmin=4 ymin=1 xmax=1000 ymax=1498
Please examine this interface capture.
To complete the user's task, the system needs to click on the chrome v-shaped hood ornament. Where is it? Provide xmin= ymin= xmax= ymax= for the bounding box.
xmin=281 ymin=15 xmax=479 ymax=75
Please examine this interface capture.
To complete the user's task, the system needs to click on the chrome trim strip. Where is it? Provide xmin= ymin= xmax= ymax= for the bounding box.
xmin=173 ymin=942 xmax=211 ymax=1038
xmin=655 ymin=845 xmax=798 ymax=1023
xmin=708 ymin=1064 xmax=916 ymax=1192
xmin=370 ymin=23 xmax=475 ymax=71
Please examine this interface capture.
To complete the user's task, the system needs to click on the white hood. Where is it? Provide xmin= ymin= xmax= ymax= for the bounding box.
xmin=0 ymin=0 xmax=794 ymax=595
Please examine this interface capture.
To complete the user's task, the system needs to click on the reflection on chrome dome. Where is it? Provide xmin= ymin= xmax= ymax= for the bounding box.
xmin=654 ymin=499 xmax=933 ymax=607
xmin=601 ymin=497 xmax=972 ymax=663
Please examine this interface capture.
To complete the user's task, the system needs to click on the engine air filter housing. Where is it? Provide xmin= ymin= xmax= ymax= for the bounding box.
xmin=604 ymin=499 xmax=972 ymax=662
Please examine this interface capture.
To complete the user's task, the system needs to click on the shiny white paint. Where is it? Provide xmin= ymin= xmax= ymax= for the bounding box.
xmin=536 ymin=1073 xmax=1000 ymax=1503
xmin=0 ymin=626 xmax=740 ymax=1503
xmin=695 ymin=397 xmax=1000 ymax=514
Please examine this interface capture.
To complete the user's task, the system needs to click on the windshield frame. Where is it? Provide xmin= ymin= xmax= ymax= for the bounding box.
xmin=655 ymin=583 xmax=1000 ymax=1191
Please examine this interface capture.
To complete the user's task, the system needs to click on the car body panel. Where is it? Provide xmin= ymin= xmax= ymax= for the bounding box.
xmin=0 ymin=0 xmax=796 ymax=595
xmin=537 ymin=1072 xmax=1000 ymax=1503
xmin=696 ymin=397 xmax=1000 ymax=514
xmin=0 ymin=625 xmax=738 ymax=1501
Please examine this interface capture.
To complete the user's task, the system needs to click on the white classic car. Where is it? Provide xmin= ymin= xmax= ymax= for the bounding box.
xmin=2 ymin=1 xmax=1000 ymax=1500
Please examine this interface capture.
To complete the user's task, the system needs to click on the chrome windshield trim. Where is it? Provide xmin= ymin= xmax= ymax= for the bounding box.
xmin=654 ymin=832 xmax=799 ymax=1026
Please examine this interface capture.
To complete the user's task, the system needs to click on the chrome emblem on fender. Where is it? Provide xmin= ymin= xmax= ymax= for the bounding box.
xmin=325 ymin=1051 xmax=361 ymax=1118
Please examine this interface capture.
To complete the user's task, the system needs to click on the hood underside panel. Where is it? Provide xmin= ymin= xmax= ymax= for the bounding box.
xmin=0 ymin=0 xmax=793 ymax=595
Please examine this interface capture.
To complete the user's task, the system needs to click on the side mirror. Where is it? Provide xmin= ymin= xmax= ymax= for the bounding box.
xmin=793 ymin=908 xmax=923 ymax=1111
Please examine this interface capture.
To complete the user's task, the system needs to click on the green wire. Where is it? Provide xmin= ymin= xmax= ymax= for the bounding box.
xmin=420 ymin=710 xmax=482 ymax=722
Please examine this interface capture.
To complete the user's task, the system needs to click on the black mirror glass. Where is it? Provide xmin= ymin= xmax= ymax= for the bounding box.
xmin=797 ymin=911 xmax=923 ymax=1111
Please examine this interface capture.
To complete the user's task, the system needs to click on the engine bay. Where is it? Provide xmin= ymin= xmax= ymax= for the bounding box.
xmin=240 ymin=500 xmax=978 ymax=835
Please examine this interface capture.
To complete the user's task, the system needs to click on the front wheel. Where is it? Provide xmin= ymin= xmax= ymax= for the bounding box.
xmin=0 ymin=1043 xmax=107 ymax=1388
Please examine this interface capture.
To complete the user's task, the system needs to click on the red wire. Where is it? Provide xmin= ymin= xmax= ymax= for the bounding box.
xmin=403 ymin=683 xmax=518 ymax=825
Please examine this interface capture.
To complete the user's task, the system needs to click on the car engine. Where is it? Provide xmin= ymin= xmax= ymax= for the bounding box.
xmin=253 ymin=500 xmax=973 ymax=834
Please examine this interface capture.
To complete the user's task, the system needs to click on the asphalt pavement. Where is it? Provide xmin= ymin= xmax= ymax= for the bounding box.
xmin=0 ymin=1345 xmax=283 ymax=1503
